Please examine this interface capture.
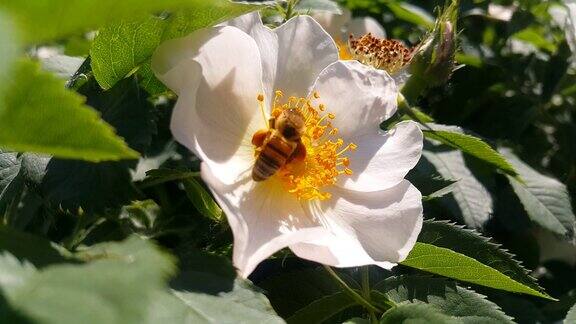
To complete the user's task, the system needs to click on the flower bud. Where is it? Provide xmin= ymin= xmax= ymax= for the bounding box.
xmin=403 ymin=0 xmax=458 ymax=102
xmin=426 ymin=20 xmax=456 ymax=86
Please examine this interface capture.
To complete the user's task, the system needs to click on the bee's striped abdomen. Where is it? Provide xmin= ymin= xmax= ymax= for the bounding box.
xmin=252 ymin=134 xmax=296 ymax=182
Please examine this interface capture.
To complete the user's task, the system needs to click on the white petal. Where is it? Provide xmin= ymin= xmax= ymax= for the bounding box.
xmin=222 ymin=12 xmax=278 ymax=100
xmin=223 ymin=14 xmax=338 ymax=107
xmin=273 ymin=15 xmax=338 ymax=98
xmin=311 ymin=9 xmax=351 ymax=40
xmin=290 ymin=180 xmax=423 ymax=268
xmin=311 ymin=60 xmax=398 ymax=141
xmin=348 ymin=17 xmax=386 ymax=38
xmin=155 ymin=26 xmax=267 ymax=184
xmin=341 ymin=121 xmax=423 ymax=192
xmin=151 ymin=27 xmax=214 ymax=94
xmin=487 ymin=4 xmax=517 ymax=22
xmin=566 ymin=1 xmax=576 ymax=57
xmin=392 ymin=67 xmax=411 ymax=87
xmin=201 ymin=165 xmax=328 ymax=278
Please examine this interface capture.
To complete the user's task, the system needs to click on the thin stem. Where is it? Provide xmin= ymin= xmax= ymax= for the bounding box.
xmin=138 ymin=171 xmax=200 ymax=189
xmin=323 ymin=265 xmax=380 ymax=314
xmin=361 ymin=267 xmax=378 ymax=324
xmin=397 ymin=94 xmax=434 ymax=126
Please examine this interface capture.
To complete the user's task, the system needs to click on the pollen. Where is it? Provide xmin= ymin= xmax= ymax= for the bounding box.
xmin=256 ymin=90 xmax=357 ymax=201
xmin=348 ymin=33 xmax=413 ymax=75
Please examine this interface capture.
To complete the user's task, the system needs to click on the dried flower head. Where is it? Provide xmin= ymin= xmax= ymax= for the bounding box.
xmin=349 ymin=33 xmax=413 ymax=75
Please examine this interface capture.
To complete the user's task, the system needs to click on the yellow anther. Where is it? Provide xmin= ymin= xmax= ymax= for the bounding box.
xmin=256 ymin=89 xmax=357 ymax=201
xmin=257 ymin=94 xmax=264 ymax=102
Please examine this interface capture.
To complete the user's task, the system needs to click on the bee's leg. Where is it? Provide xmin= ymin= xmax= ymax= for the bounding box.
xmin=288 ymin=140 xmax=307 ymax=163
xmin=268 ymin=117 xmax=276 ymax=129
xmin=252 ymin=129 xmax=269 ymax=147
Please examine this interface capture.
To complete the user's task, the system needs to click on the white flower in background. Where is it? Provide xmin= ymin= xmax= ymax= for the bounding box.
xmin=312 ymin=9 xmax=413 ymax=83
xmin=152 ymin=13 xmax=423 ymax=277
xmin=487 ymin=4 xmax=517 ymax=22
xmin=312 ymin=8 xmax=386 ymax=40
xmin=312 ymin=9 xmax=386 ymax=59
xmin=566 ymin=0 xmax=576 ymax=58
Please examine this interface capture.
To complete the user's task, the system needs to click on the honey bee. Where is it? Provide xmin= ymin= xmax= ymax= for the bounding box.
xmin=252 ymin=108 xmax=307 ymax=181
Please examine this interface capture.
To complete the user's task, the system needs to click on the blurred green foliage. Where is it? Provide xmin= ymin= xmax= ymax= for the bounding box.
xmin=0 ymin=0 xmax=575 ymax=323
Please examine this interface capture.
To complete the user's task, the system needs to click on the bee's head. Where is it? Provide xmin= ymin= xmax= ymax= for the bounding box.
xmin=276 ymin=108 xmax=305 ymax=141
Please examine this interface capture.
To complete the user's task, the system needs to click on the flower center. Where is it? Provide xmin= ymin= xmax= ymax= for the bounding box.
xmin=253 ymin=91 xmax=356 ymax=201
xmin=348 ymin=33 xmax=413 ymax=74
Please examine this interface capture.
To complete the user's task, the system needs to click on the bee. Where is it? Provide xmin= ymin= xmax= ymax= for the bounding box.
xmin=251 ymin=108 xmax=307 ymax=181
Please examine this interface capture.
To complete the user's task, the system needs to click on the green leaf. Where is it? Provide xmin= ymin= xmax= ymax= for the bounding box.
xmin=422 ymin=124 xmax=517 ymax=176
xmin=259 ymin=267 xmax=343 ymax=318
xmin=416 ymin=220 xmax=545 ymax=297
xmin=0 ymin=237 xmax=175 ymax=324
xmin=0 ymin=60 xmax=138 ymax=162
xmin=183 ymin=178 xmax=223 ymax=222
xmin=405 ymin=164 xmax=456 ymax=200
xmin=42 ymin=160 xmax=136 ymax=213
xmin=77 ymin=77 xmax=156 ymax=154
xmin=380 ymin=303 xmax=461 ymax=324
xmin=373 ymin=275 xmax=513 ymax=323
xmin=161 ymin=249 xmax=283 ymax=324
xmin=0 ymin=253 xmax=36 ymax=291
xmin=500 ymin=148 xmax=576 ymax=238
xmin=401 ymin=242 xmax=553 ymax=299
xmin=422 ymin=182 xmax=457 ymax=201
xmin=40 ymin=77 xmax=156 ymax=213
xmin=137 ymin=62 xmax=169 ymax=96
xmin=0 ymin=151 xmax=24 ymax=219
xmin=119 ymin=200 xmax=161 ymax=237
xmin=566 ymin=302 xmax=576 ymax=324
xmin=90 ymin=1 xmax=264 ymax=89
xmin=161 ymin=289 xmax=283 ymax=324
xmin=512 ymin=27 xmax=557 ymax=53
xmin=286 ymin=292 xmax=355 ymax=324
xmin=140 ymin=168 xmax=199 ymax=188
xmin=0 ymin=226 xmax=70 ymax=268
xmin=0 ymin=0 xmax=265 ymax=44
xmin=384 ymin=2 xmax=434 ymax=28
xmin=91 ymin=17 xmax=165 ymax=90
xmin=420 ymin=144 xmax=494 ymax=229
xmin=0 ymin=152 xmax=49 ymax=227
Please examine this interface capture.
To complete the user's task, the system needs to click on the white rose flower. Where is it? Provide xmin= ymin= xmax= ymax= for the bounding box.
xmin=312 ymin=10 xmax=412 ymax=84
xmin=312 ymin=8 xmax=386 ymax=42
xmin=151 ymin=13 xmax=423 ymax=277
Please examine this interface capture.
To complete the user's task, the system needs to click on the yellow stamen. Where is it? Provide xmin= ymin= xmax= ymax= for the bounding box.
xmin=253 ymin=90 xmax=357 ymax=201
xmin=336 ymin=38 xmax=353 ymax=60
xmin=257 ymin=93 xmax=267 ymax=126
